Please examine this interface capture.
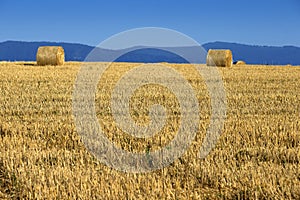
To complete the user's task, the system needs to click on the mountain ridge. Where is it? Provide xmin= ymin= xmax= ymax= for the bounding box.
xmin=0 ymin=40 xmax=299 ymax=65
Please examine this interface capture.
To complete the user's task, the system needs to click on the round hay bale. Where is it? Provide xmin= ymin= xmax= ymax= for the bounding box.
xmin=235 ymin=60 xmax=246 ymax=65
xmin=206 ymin=49 xmax=232 ymax=67
xmin=36 ymin=46 xmax=65 ymax=66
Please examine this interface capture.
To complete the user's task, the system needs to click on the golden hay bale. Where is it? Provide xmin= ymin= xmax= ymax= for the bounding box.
xmin=235 ymin=60 xmax=246 ymax=65
xmin=36 ymin=46 xmax=65 ymax=66
xmin=206 ymin=49 xmax=232 ymax=67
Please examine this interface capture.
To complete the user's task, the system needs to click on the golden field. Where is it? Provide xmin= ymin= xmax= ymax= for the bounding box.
xmin=0 ymin=62 xmax=299 ymax=199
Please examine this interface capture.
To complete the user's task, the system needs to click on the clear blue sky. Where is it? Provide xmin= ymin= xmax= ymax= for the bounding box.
xmin=0 ymin=0 xmax=299 ymax=47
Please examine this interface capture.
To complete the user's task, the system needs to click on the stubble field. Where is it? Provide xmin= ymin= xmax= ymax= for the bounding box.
xmin=0 ymin=62 xmax=299 ymax=199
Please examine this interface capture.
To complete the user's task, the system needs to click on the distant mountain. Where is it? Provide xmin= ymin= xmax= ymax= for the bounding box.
xmin=203 ymin=41 xmax=300 ymax=65
xmin=0 ymin=40 xmax=299 ymax=65
xmin=0 ymin=41 xmax=94 ymax=61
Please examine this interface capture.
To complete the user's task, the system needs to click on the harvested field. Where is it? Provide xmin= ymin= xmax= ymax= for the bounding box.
xmin=0 ymin=62 xmax=299 ymax=199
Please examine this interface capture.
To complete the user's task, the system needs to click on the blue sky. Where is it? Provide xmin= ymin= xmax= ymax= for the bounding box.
xmin=0 ymin=0 xmax=299 ymax=47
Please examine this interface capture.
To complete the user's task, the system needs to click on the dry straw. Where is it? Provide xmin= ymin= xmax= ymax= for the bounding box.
xmin=206 ymin=49 xmax=233 ymax=67
xmin=36 ymin=46 xmax=65 ymax=66
xmin=235 ymin=60 xmax=246 ymax=65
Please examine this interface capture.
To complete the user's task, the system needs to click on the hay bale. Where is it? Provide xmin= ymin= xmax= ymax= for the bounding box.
xmin=206 ymin=49 xmax=232 ymax=67
xmin=36 ymin=46 xmax=64 ymax=66
xmin=235 ymin=60 xmax=246 ymax=65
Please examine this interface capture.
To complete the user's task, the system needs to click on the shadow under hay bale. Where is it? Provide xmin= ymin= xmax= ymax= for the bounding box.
xmin=206 ymin=49 xmax=233 ymax=67
xmin=14 ymin=63 xmax=36 ymax=66
xmin=23 ymin=63 xmax=36 ymax=66
xmin=36 ymin=46 xmax=65 ymax=66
